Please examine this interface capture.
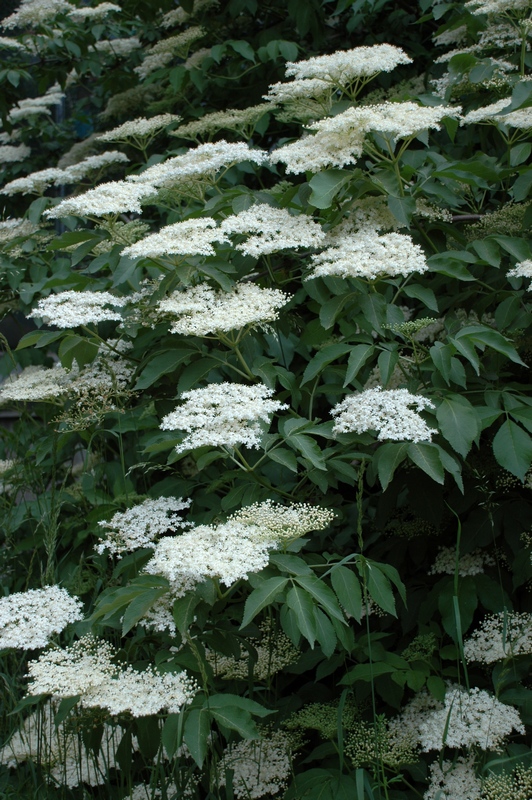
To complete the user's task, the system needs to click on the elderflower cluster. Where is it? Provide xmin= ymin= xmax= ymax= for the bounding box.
xmin=0 ymin=218 xmax=39 ymax=243
xmin=67 ymin=3 xmax=121 ymax=21
xmin=462 ymin=98 xmax=532 ymax=129
xmin=127 ymin=141 xmax=268 ymax=190
xmin=96 ymin=496 xmax=192 ymax=556
xmin=230 ymin=500 xmax=335 ymax=540
xmin=331 ymin=387 xmax=437 ymax=442
xmin=207 ymin=621 xmax=299 ymax=681
xmin=123 ymin=217 xmax=228 ymax=258
xmin=145 ymin=520 xmax=278 ymax=588
xmin=92 ymin=37 xmax=141 ymax=57
xmin=464 ymin=611 xmax=532 ymax=662
xmin=160 ymin=382 xmax=288 ymax=452
xmin=44 ymin=181 xmax=157 ymax=218
xmin=308 ymin=230 xmax=428 ymax=280
xmin=0 ymin=586 xmax=83 ymax=650
xmin=429 ymin=546 xmax=495 ymax=576
xmin=272 ymin=103 xmax=461 ymax=173
xmin=1 ymin=167 xmax=67 ymax=196
xmin=174 ymin=104 xmax=272 ymax=140
xmin=0 ymin=35 xmax=27 ymax=49
xmin=424 ymin=755 xmax=481 ymax=800
xmin=418 ymin=683 xmax=525 ymax=751
xmin=221 ymin=205 xmax=325 ymax=256
xmin=135 ymin=27 xmax=205 ymax=79
xmin=508 ymin=259 xmax=532 ymax=281
xmin=483 ymin=763 xmax=532 ymax=800
xmin=0 ymin=143 xmax=31 ymax=162
xmin=27 ymin=635 xmax=197 ymax=717
xmin=465 ymin=0 xmax=532 ymax=14
xmin=8 ymin=86 xmax=65 ymax=122
xmin=284 ymin=44 xmax=413 ymax=88
xmin=97 ymin=114 xmax=182 ymax=143
xmin=0 ymin=700 xmax=130 ymax=788
xmin=218 ymin=731 xmax=293 ymax=799
xmin=0 ymin=364 xmax=71 ymax=403
xmin=1 ymin=0 xmax=73 ymax=28
xmin=346 ymin=715 xmax=418 ymax=769
xmin=58 ymin=151 xmax=130 ymax=182
xmin=158 ymin=282 xmax=290 ymax=335
xmin=28 ymin=290 xmax=126 ymax=327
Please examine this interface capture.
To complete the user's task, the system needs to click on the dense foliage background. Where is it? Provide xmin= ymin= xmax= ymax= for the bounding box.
xmin=1 ymin=0 xmax=532 ymax=798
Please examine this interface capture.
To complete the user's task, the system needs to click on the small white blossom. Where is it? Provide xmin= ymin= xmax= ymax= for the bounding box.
xmin=160 ymin=382 xmax=288 ymax=452
xmin=82 ymin=666 xmax=197 ymax=717
xmin=134 ymin=27 xmax=205 ymax=79
xmin=0 ymin=143 xmax=31 ymax=162
xmin=44 ymin=180 xmax=157 ymax=218
xmin=174 ymin=105 xmax=272 ymax=140
xmin=58 ymin=151 xmax=129 ymax=182
xmin=1 ymin=0 xmax=73 ymax=29
xmin=308 ymin=230 xmax=428 ymax=280
xmin=508 ymin=259 xmax=532 ymax=281
xmin=123 ymin=217 xmax=228 ymax=258
xmin=264 ymin=78 xmax=333 ymax=103
xmin=0 ymin=218 xmax=39 ymax=242
xmin=27 ymin=635 xmax=115 ymax=696
xmin=221 ymin=204 xmax=325 ymax=256
xmin=158 ymin=282 xmax=290 ymax=335
xmin=208 ymin=620 xmax=299 ymax=681
xmin=67 ymin=3 xmax=121 ymax=21
xmin=28 ymin=290 xmax=126 ymax=328
xmin=284 ymin=44 xmax=413 ymax=87
xmin=1 ymin=167 xmax=67 ymax=196
xmin=96 ymin=496 xmax=192 ymax=556
xmin=424 ymin=755 xmax=481 ymax=800
xmin=430 ymin=546 xmax=495 ymax=576
xmin=92 ymin=37 xmax=141 ymax=57
xmin=331 ymin=387 xmax=437 ymax=442
xmin=465 ymin=0 xmax=531 ymax=14
xmin=0 ymin=364 xmax=71 ymax=403
xmin=0 ymin=586 xmax=83 ymax=650
xmin=464 ymin=611 xmax=532 ymax=663
xmin=230 ymin=499 xmax=335 ymax=540
xmin=218 ymin=731 xmax=293 ymax=799
xmin=8 ymin=86 xmax=64 ymax=122
xmin=96 ymin=114 xmax=182 ymax=143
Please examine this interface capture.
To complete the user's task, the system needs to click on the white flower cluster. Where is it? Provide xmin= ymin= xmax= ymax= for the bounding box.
xmin=0 ymin=364 xmax=71 ymax=403
xmin=0 ymin=700 xmax=129 ymax=788
xmin=272 ymin=103 xmax=461 ymax=173
xmin=92 ymin=36 xmax=141 ymax=57
xmin=27 ymin=635 xmax=197 ymax=717
xmin=0 ymin=35 xmax=27 ymax=49
xmin=145 ymin=520 xmax=277 ymax=588
xmin=0 ymin=143 xmax=31 ymax=162
xmin=208 ymin=621 xmax=299 ymax=681
xmin=508 ymin=259 xmax=532 ymax=281
xmin=127 ymin=141 xmax=268 ymax=190
xmin=58 ymin=150 xmax=130 ymax=182
xmin=44 ymin=180 xmax=157 ymax=218
xmin=308 ymin=229 xmax=428 ymax=280
xmin=97 ymin=114 xmax=182 ymax=143
xmin=67 ymin=2 xmax=121 ymax=21
xmin=218 ymin=730 xmax=293 ymax=799
xmin=464 ymin=611 xmax=532 ymax=663
xmin=424 ymin=755 xmax=481 ymax=800
xmin=134 ymin=27 xmax=205 ymax=79
xmin=28 ymin=290 xmax=126 ymax=327
xmin=264 ymin=77 xmax=333 ymax=104
xmin=230 ymin=499 xmax=335 ymax=540
xmin=174 ymin=104 xmax=272 ymax=140
xmin=0 ymin=586 xmax=83 ymax=650
xmin=0 ymin=218 xmax=39 ymax=243
xmin=160 ymin=382 xmax=288 ymax=452
xmin=429 ymin=546 xmax=495 ymax=576
xmin=331 ymin=387 xmax=437 ymax=442
xmin=465 ymin=0 xmax=531 ymax=14
xmin=221 ymin=205 xmax=325 ymax=256
xmin=418 ymin=683 xmax=525 ymax=751
xmin=284 ymin=44 xmax=412 ymax=86
xmin=68 ymin=339 xmax=135 ymax=399
xmin=1 ymin=0 xmax=72 ymax=29
xmin=8 ymin=85 xmax=65 ymax=122
xmin=96 ymin=496 xmax=192 ymax=556
xmin=1 ymin=167 xmax=67 ymax=196
xmin=158 ymin=282 xmax=289 ymax=336
xmin=123 ymin=217 xmax=228 ymax=258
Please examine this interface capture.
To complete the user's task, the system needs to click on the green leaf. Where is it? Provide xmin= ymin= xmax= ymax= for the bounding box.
xmin=436 ymin=395 xmax=479 ymax=457
xmin=403 ymin=283 xmax=439 ymax=311
xmin=286 ymin=586 xmax=318 ymax=646
xmin=135 ymin=349 xmax=196 ymax=390
xmin=295 ymin=575 xmax=346 ymax=623
xmin=173 ymin=594 xmax=202 ymax=636
xmin=240 ymin=577 xmax=288 ymax=628
xmin=16 ymin=330 xmax=63 ymax=351
xmin=374 ymin=442 xmax=409 ymax=490
xmin=449 ymin=335 xmax=480 ymax=375
xmin=269 ymin=554 xmax=312 ymax=575
xmin=341 ymin=662 xmax=397 ymax=684
xmin=387 ymin=195 xmax=416 ymax=227
xmin=122 ymin=587 xmax=167 ymax=635
xmin=268 ymin=447 xmax=298 ymax=472
xmin=364 ymin=563 xmax=396 ymax=616
xmin=302 ymin=343 xmax=353 ymax=385
xmin=287 ymin=434 xmax=326 ymax=470
xmin=183 ymin=708 xmax=210 ymax=767
xmin=407 ymin=442 xmax=445 ymax=484
xmin=493 ymin=420 xmax=532 ymax=480
xmin=343 ymin=344 xmax=375 ymax=386
xmin=469 ymin=239 xmax=501 ymax=267
xmin=228 ymin=39 xmax=255 ymax=61
xmin=313 ymin=608 xmax=337 ymax=658
xmin=456 ymin=325 xmax=527 ymax=366
xmin=430 ymin=342 xmax=452 ymax=385
xmin=377 ymin=348 xmax=399 ymax=388
xmin=331 ymin=566 xmax=362 ymax=622
xmin=308 ymin=170 xmax=351 ymax=209
xmin=209 ymin=706 xmax=259 ymax=738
